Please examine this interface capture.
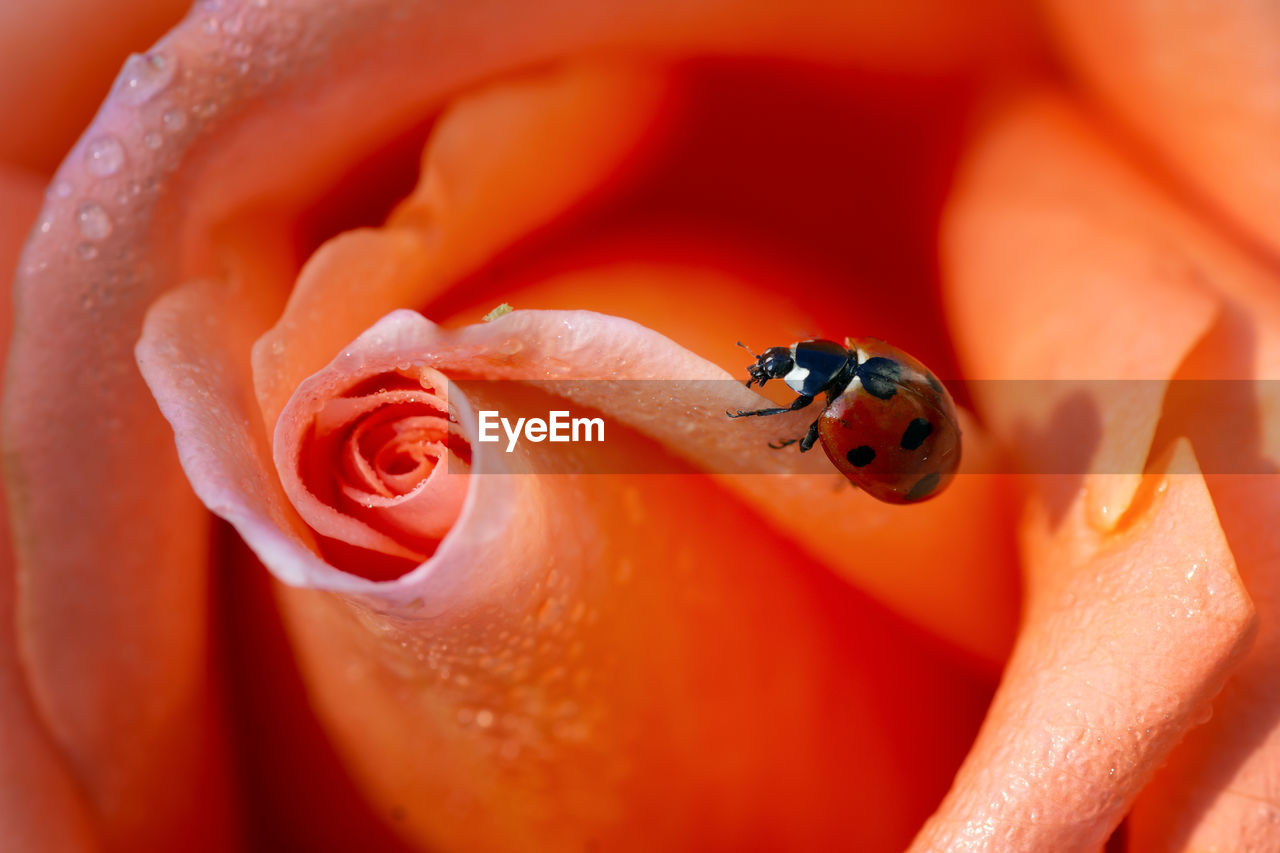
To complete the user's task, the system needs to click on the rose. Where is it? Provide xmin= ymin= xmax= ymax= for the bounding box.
xmin=4 ymin=2 xmax=1280 ymax=851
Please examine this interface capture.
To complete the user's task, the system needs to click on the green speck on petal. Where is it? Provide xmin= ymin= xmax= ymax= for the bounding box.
xmin=482 ymin=303 xmax=514 ymax=322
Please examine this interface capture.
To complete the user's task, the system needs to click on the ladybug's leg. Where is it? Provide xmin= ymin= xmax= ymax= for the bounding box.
xmin=726 ymin=394 xmax=814 ymax=419
xmin=797 ymin=419 xmax=821 ymax=452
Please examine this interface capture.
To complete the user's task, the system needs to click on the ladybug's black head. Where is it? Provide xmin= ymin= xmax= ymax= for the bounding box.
xmin=738 ymin=342 xmax=794 ymax=389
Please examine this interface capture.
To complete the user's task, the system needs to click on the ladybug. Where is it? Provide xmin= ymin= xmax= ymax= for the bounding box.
xmin=727 ymin=338 xmax=961 ymax=503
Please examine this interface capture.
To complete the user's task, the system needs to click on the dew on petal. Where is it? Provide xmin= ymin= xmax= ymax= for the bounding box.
xmin=114 ymin=52 xmax=176 ymax=105
xmin=84 ymin=136 xmax=125 ymax=176
xmin=53 ymin=181 xmax=72 ymax=199
xmin=143 ymin=132 xmax=163 ymax=150
xmin=161 ymin=108 xmax=188 ymax=133
xmin=76 ymin=202 xmax=113 ymax=241
xmin=77 ymin=242 xmax=99 ymax=261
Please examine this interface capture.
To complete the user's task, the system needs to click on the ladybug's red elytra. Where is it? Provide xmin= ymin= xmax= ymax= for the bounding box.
xmin=728 ymin=338 xmax=961 ymax=503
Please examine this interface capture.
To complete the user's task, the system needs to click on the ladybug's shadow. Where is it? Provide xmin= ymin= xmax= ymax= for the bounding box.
xmin=1011 ymin=386 xmax=1102 ymax=530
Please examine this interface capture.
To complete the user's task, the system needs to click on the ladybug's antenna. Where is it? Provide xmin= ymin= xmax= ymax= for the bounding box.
xmin=737 ymin=341 xmax=759 ymax=359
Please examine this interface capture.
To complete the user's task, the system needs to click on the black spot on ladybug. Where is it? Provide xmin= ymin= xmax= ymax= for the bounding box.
xmin=857 ymin=357 xmax=901 ymax=400
xmin=900 ymin=418 xmax=933 ymax=451
xmin=846 ymin=445 xmax=876 ymax=467
xmin=905 ymin=471 xmax=941 ymax=502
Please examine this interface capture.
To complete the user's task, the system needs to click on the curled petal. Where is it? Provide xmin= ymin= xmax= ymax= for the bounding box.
xmin=910 ymin=441 xmax=1256 ymax=851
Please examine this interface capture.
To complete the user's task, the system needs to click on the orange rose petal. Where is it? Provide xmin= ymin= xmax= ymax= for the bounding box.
xmin=253 ymin=229 xmax=435 ymax=430
xmin=943 ymin=94 xmax=1221 ymax=529
xmin=1125 ymin=175 xmax=1280 ymax=851
xmin=385 ymin=62 xmax=671 ymax=282
xmin=8 ymin=156 xmax=237 ymax=850
xmin=0 ymin=167 xmax=100 ymax=850
xmin=0 ymin=0 xmax=190 ymax=174
xmin=946 ymin=90 xmax=1280 ymax=845
xmin=1042 ymin=0 xmax=1280 ymax=259
xmin=272 ymin=478 xmax=986 ymax=851
xmin=252 ymin=61 xmax=670 ymax=431
xmin=1128 ymin=475 xmax=1280 ymax=846
xmin=0 ymin=486 xmax=99 ymax=852
xmin=909 ymin=440 xmax=1255 ymax=851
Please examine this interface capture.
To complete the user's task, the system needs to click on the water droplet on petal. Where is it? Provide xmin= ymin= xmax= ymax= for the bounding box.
xmin=38 ymin=218 xmax=52 ymax=234
xmin=53 ymin=181 xmax=73 ymax=199
xmin=143 ymin=132 xmax=163 ymax=150
xmin=85 ymin=136 xmax=125 ymax=176
xmin=201 ymin=17 xmax=219 ymax=35
xmin=115 ymin=52 xmax=176 ymax=105
xmin=221 ymin=16 xmax=243 ymax=34
xmin=77 ymin=242 xmax=99 ymax=261
xmin=76 ymin=202 xmax=112 ymax=241
xmin=162 ymin=108 xmax=187 ymax=133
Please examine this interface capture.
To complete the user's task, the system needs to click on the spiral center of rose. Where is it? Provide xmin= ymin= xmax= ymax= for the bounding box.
xmin=343 ymin=405 xmax=453 ymax=498
xmin=287 ymin=369 xmax=471 ymax=570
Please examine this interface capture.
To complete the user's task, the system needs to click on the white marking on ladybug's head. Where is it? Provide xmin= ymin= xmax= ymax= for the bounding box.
xmin=784 ymin=363 xmax=810 ymax=393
